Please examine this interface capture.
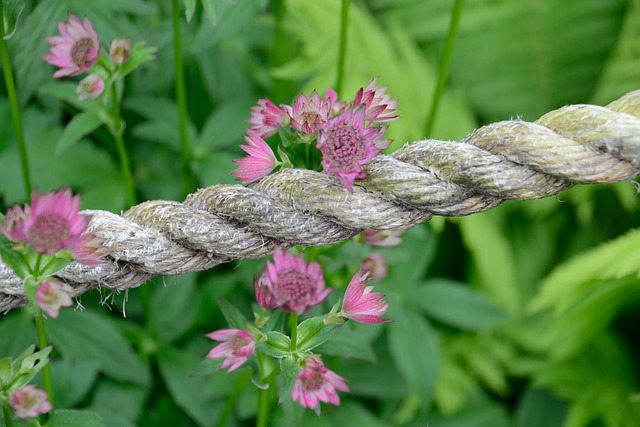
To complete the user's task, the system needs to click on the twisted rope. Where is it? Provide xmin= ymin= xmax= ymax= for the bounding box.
xmin=2 ymin=90 xmax=640 ymax=312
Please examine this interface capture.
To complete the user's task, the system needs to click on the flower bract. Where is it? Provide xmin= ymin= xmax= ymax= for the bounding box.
xmin=206 ymin=329 xmax=256 ymax=372
xmin=231 ymin=131 xmax=278 ymax=184
xmin=291 ymin=356 xmax=349 ymax=410
xmin=248 ymin=99 xmax=289 ymax=139
xmin=43 ymin=14 xmax=101 ymax=78
xmin=341 ymin=269 xmax=390 ymax=324
xmin=286 ymin=90 xmax=332 ymax=134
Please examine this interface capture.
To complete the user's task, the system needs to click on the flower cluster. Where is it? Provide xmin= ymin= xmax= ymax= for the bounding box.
xmin=1 ymin=189 xmax=108 ymax=318
xmin=233 ymin=79 xmax=399 ymax=191
xmin=205 ymin=248 xmax=389 ymax=413
xmin=43 ymin=14 xmax=134 ymax=101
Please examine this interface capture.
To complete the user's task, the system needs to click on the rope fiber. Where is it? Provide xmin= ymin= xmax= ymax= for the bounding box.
xmin=2 ymin=90 xmax=640 ymax=312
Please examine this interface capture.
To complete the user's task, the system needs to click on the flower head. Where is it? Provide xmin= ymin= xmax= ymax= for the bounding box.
xmin=109 ymin=38 xmax=131 ymax=65
xmin=248 ymin=99 xmax=289 ymax=139
xmin=264 ymin=248 xmax=331 ymax=315
xmin=1 ymin=189 xmax=108 ymax=266
xmin=206 ymin=329 xmax=256 ymax=372
xmin=254 ymin=271 xmax=278 ymax=310
xmin=286 ymin=90 xmax=333 ymax=134
xmin=43 ymin=14 xmax=101 ymax=78
xmin=361 ymin=253 xmax=388 ymax=281
xmin=341 ymin=269 xmax=390 ymax=324
xmin=36 ymin=280 xmax=73 ymax=318
xmin=231 ymin=131 xmax=278 ymax=184
xmin=352 ymin=78 xmax=399 ymax=123
xmin=291 ymin=356 xmax=349 ymax=410
xmin=316 ymin=106 xmax=389 ymax=191
xmin=363 ymin=229 xmax=403 ymax=248
xmin=10 ymin=385 xmax=52 ymax=419
xmin=76 ymin=74 xmax=104 ymax=100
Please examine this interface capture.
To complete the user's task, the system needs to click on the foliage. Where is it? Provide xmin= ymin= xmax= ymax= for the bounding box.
xmin=0 ymin=0 xmax=639 ymax=426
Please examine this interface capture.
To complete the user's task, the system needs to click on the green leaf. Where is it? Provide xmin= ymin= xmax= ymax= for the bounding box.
xmin=216 ymin=297 xmax=249 ymax=329
xmin=56 ymin=110 xmax=103 ymax=155
xmin=0 ymin=357 xmax=11 ymax=385
xmin=387 ymin=304 xmax=439 ymax=408
xmin=118 ymin=41 xmax=157 ymax=78
xmin=258 ymin=331 xmax=292 ymax=358
xmin=0 ymin=232 xmax=27 ymax=278
xmin=408 ymin=279 xmax=506 ymax=330
xmin=191 ymin=357 xmax=223 ymax=377
xmin=515 ymin=388 xmax=567 ymax=427
xmin=148 ymin=273 xmax=198 ymax=343
xmin=278 ymin=356 xmax=304 ymax=425
xmin=38 ymin=254 xmax=72 ymax=277
xmin=2 ymin=0 xmax=26 ymax=40
xmin=46 ymin=310 xmax=150 ymax=386
xmin=48 ymin=359 xmax=99 ymax=409
xmin=88 ymin=380 xmax=146 ymax=424
xmin=0 ymin=315 xmax=35 ymax=358
xmin=11 ymin=346 xmax=51 ymax=392
xmin=199 ymin=0 xmax=216 ymax=25
xmin=316 ymin=325 xmax=376 ymax=362
xmin=48 ymin=409 xmax=105 ymax=427
xmin=296 ymin=315 xmax=340 ymax=353
xmin=184 ymin=0 xmax=196 ymax=22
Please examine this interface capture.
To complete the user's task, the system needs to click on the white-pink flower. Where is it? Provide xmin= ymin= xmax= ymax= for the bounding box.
xmin=247 ymin=99 xmax=289 ymax=138
xmin=206 ymin=329 xmax=255 ymax=372
xmin=316 ymin=106 xmax=389 ymax=191
xmin=291 ymin=356 xmax=349 ymax=410
xmin=36 ymin=280 xmax=74 ymax=319
xmin=10 ymin=385 xmax=52 ymax=419
xmin=352 ymin=78 xmax=399 ymax=123
xmin=341 ymin=269 xmax=390 ymax=324
xmin=361 ymin=253 xmax=388 ymax=281
xmin=231 ymin=131 xmax=278 ymax=184
xmin=363 ymin=229 xmax=403 ymax=248
xmin=264 ymin=248 xmax=331 ymax=315
xmin=286 ymin=90 xmax=332 ymax=134
xmin=43 ymin=14 xmax=101 ymax=78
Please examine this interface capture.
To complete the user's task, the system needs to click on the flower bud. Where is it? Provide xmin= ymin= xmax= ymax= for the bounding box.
xmin=109 ymin=38 xmax=131 ymax=65
xmin=76 ymin=74 xmax=104 ymax=100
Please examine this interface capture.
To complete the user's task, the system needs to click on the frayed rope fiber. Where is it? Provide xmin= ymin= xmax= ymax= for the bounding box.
xmin=2 ymin=90 xmax=640 ymax=312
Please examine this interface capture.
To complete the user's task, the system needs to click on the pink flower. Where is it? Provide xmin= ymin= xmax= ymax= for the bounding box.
xmin=43 ymin=14 xmax=101 ymax=78
xmin=36 ymin=280 xmax=73 ymax=318
xmin=109 ymin=38 xmax=131 ymax=65
xmin=316 ymin=106 xmax=389 ymax=191
xmin=253 ymin=270 xmax=278 ymax=310
xmin=206 ymin=329 xmax=256 ymax=372
xmin=231 ymin=131 xmax=278 ymax=184
xmin=1 ymin=189 xmax=108 ymax=266
xmin=341 ymin=269 xmax=390 ymax=324
xmin=76 ymin=74 xmax=104 ymax=100
xmin=352 ymin=78 xmax=399 ymax=123
xmin=264 ymin=248 xmax=331 ymax=315
xmin=291 ymin=356 xmax=349 ymax=410
xmin=362 ymin=230 xmax=403 ymax=248
xmin=248 ymin=99 xmax=289 ymax=138
xmin=361 ymin=253 xmax=388 ymax=281
xmin=10 ymin=385 xmax=52 ymax=419
xmin=286 ymin=90 xmax=332 ymax=134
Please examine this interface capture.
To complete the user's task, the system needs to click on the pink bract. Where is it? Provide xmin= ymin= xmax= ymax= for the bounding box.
xmin=231 ymin=131 xmax=278 ymax=184
xmin=1 ymin=189 xmax=108 ymax=266
xmin=248 ymin=99 xmax=289 ymax=138
xmin=286 ymin=90 xmax=333 ymax=134
xmin=352 ymin=78 xmax=399 ymax=123
xmin=206 ymin=329 xmax=256 ymax=372
xmin=361 ymin=253 xmax=388 ymax=281
xmin=36 ymin=280 xmax=73 ymax=319
xmin=291 ymin=356 xmax=349 ymax=410
xmin=341 ymin=269 xmax=390 ymax=324
xmin=43 ymin=14 xmax=101 ymax=78
xmin=76 ymin=74 xmax=104 ymax=100
xmin=316 ymin=106 xmax=389 ymax=191
xmin=264 ymin=248 xmax=331 ymax=315
xmin=10 ymin=385 xmax=52 ymax=419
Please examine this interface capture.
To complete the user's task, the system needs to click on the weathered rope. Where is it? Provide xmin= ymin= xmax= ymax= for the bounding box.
xmin=2 ymin=90 xmax=640 ymax=312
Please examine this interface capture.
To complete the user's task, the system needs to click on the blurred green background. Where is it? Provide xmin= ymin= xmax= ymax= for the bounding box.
xmin=1 ymin=0 xmax=639 ymax=426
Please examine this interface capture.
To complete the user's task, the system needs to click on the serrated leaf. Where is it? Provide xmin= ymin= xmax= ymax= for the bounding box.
xmin=408 ymin=279 xmax=506 ymax=330
xmin=216 ymin=296 xmax=249 ymax=329
xmin=56 ymin=110 xmax=103 ymax=155
xmin=48 ymin=409 xmax=105 ymax=427
xmin=2 ymin=0 xmax=26 ymax=40
xmin=296 ymin=316 xmax=340 ymax=353
xmin=184 ymin=0 xmax=196 ymax=22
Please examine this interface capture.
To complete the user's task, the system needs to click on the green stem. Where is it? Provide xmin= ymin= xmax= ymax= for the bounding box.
xmin=110 ymin=84 xmax=136 ymax=206
xmin=0 ymin=1 xmax=32 ymax=199
xmin=269 ymin=0 xmax=293 ymax=102
xmin=2 ymin=405 xmax=14 ymax=427
xmin=171 ymin=0 xmax=195 ymax=195
xmin=215 ymin=370 xmax=249 ymax=427
xmin=289 ymin=313 xmax=298 ymax=352
xmin=424 ymin=0 xmax=465 ymax=138
xmin=335 ymin=0 xmax=350 ymax=95
xmin=34 ymin=311 xmax=54 ymax=407
xmin=256 ymin=387 xmax=270 ymax=427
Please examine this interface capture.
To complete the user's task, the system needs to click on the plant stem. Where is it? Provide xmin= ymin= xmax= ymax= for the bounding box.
xmin=424 ymin=0 xmax=465 ymax=138
xmin=110 ymin=84 xmax=136 ymax=206
xmin=215 ymin=370 xmax=249 ymax=427
xmin=171 ymin=0 xmax=196 ymax=195
xmin=2 ymin=405 xmax=14 ymax=427
xmin=289 ymin=313 xmax=298 ymax=352
xmin=257 ymin=387 xmax=271 ymax=427
xmin=0 ymin=1 xmax=32 ymax=199
xmin=34 ymin=311 xmax=54 ymax=407
xmin=335 ymin=0 xmax=350 ymax=95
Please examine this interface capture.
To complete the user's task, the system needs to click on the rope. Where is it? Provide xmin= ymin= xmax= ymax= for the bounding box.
xmin=2 ymin=90 xmax=640 ymax=312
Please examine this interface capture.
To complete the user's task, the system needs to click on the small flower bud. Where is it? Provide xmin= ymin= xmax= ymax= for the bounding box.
xmin=109 ymin=38 xmax=131 ymax=65
xmin=76 ymin=74 xmax=104 ymax=100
